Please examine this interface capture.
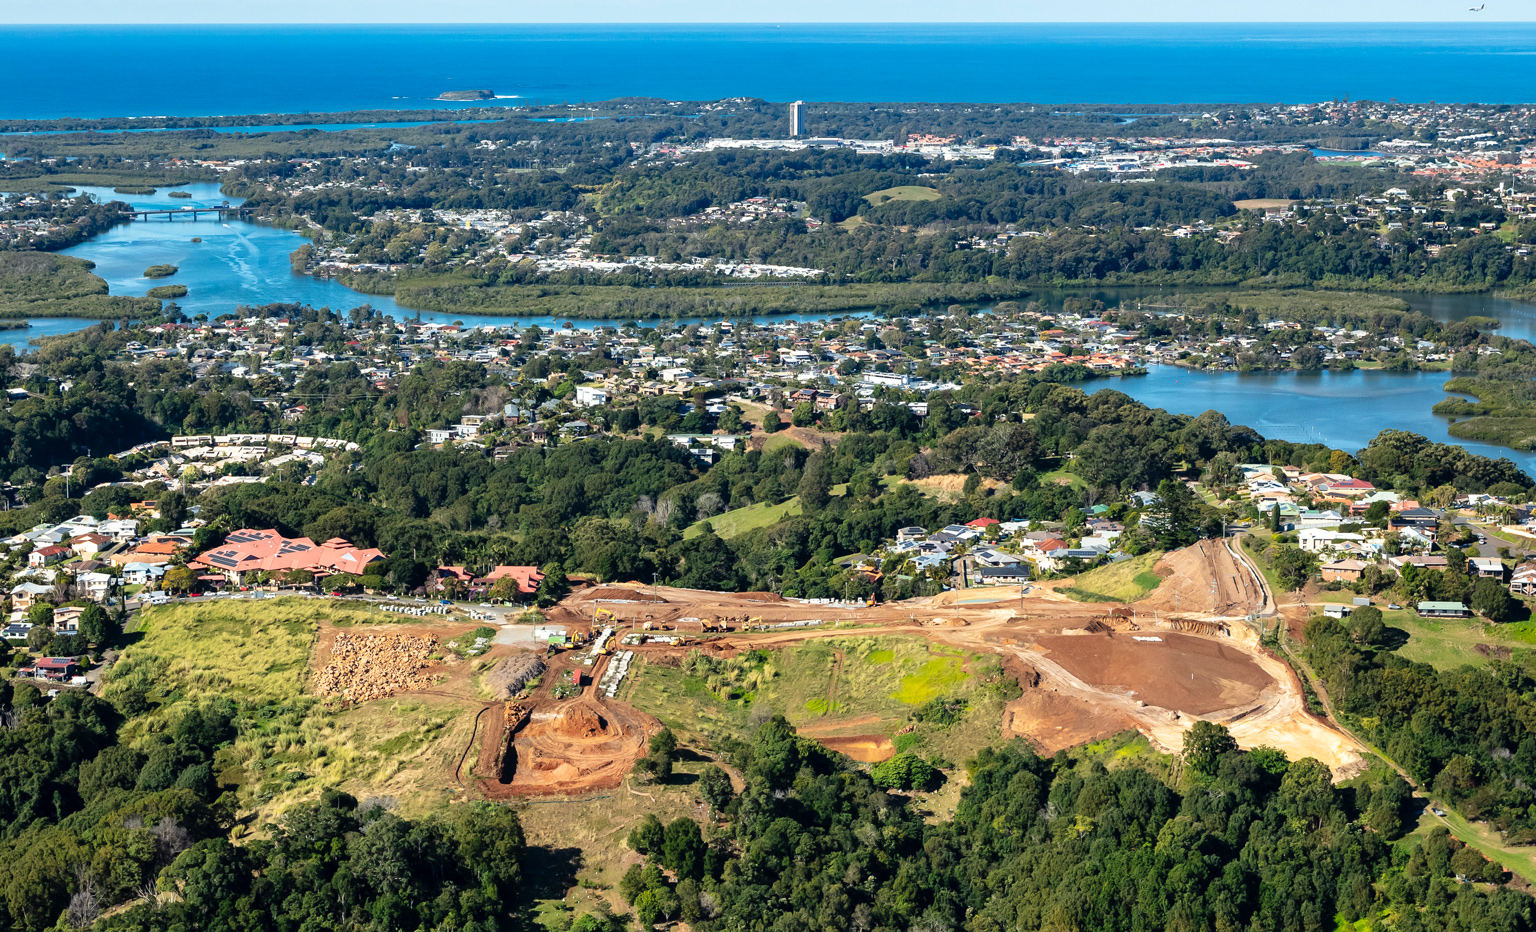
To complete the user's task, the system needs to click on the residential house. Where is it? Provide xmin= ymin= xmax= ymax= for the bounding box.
xmin=1321 ymin=559 xmax=1368 ymax=583
xmin=1297 ymin=529 xmax=1366 ymax=554
xmin=1511 ymin=563 xmax=1536 ymax=597
xmin=70 ymin=533 xmax=111 ymax=559
xmin=10 ymin=582 xmax=51 ymax=611
xmin=78 ymin=572 xmax=114 ymax=602
xmin=974 ymin=565 xmax=1032 ymax=585
xmin=1417 ymin=601 xmax=1471 ymax=619
xmin=574 ymin=385 xmax=609 ymax=407
xmin=1469 ymin=557 xmax=1506 ymax=579
xmin=29 ymin=545 xmax=68 ymax=568
xmin=122 ymin=562 xmax=166 ymax=587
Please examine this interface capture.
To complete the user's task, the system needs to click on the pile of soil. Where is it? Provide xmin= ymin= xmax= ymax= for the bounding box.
xmin=1137 ymin=540 xmax=1264 ymax=617
xmin=552 ymin=706 xmax=606 ymax=738
xmin=586 ymin=586 xmax=667 ymax=603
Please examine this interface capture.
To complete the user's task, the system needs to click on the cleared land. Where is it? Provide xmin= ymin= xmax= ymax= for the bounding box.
xmin=566 ymin=537 xmax=1362 ymax=776
xmin=864 ymin=185 xmax=942 ymax=205
xmin=1233 ymin=198 xmax=1296 ymax=209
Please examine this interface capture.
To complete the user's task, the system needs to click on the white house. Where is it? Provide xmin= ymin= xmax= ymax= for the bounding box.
xmin=1298 ymin=528 xmax=1367 ymax=553
xmin=575 ymin=386 xmax=609 ymax=408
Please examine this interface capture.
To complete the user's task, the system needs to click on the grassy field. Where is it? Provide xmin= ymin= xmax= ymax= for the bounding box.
xmin=108 ymin=598 xmax=472 ymax=819
xmin=1407 ymin=804 xmax=1536 ymax=885
xmin=864 ymin=185 xmax=942 ymax=205
xmin=1060 ymin=552 xmax=1164 ymax=603
xmin=626 ymin=634 xmax=1004 ymax=763
xmin=761 ymin=434 xmax=807 ymax=454
xmin=685 ymin=496 xmax=803 ymax=539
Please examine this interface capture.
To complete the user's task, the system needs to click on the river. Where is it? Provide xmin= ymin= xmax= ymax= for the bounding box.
xmin=47 ymin=183 xmax=1536 ymax=475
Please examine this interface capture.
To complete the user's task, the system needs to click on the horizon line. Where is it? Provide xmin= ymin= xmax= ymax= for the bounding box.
xmin=3 ymin=20 xmax=1536 ymax=26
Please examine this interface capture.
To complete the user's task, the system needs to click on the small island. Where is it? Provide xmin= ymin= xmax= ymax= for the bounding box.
xmin=143 ymin=264 xmax=178 ymax=279
xmin=436 ymin=89 xmax=494 ymax=101
xmin=113 ymin=186 xmax=156 ymax=195
xmin=146 ymin=284 xmax=187 ymax=299
xmin=167 ymin=190 xmax=192 ymax=199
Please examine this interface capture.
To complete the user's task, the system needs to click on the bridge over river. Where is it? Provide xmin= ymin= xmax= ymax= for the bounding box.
xmin=125 ymin=205 xmax=255 ymax=221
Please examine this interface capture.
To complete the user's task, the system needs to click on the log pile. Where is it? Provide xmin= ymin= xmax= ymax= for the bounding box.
xmin=484 ymin=653 xmax=545 ymax=700
xmin=314 ymin=633 xmax=438 ymax=703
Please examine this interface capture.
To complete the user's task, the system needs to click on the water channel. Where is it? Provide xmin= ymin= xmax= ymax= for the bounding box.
xmin=40 ymin=182 xmax=1536 ymax=475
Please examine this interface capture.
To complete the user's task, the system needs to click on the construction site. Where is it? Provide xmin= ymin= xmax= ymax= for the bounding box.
xmin=304 ymin=535 xmax=1366 ymax=800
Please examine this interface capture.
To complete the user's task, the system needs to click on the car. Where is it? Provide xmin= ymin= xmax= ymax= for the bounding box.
xmin=439 ymin=599 xmax=453 ymax=606
xmin=386 ymin=594 xmax=398 ymax=601
xmin=1388 ymin=604 xmax=1402 ymax=611
xmin=188 ymin=592 xmax=202 ymax=598
xmin=330 ymin=590 xmax=343 ymax=597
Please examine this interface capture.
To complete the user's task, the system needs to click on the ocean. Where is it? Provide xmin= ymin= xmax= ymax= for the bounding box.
xmin=2 ymin=23 xmax=1536 ymax=118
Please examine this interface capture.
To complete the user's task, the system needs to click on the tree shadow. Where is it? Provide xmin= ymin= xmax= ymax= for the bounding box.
xmin=520 ymin=844 xmax=585 ymax=902
xmin=1378 ymin=627 xmax=1411 ymax=652
xmin=674 ymin=748 xmax=711 ymax=764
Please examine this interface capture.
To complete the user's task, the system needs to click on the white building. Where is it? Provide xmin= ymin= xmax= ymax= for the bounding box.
xmin=575 ymin=386 xmax=609 ymax=408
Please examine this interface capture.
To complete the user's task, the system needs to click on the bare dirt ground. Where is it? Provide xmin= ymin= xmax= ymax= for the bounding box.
xmin=554 ymin=539 xmax=1363 ymax=776
xmin=310 ymin=539 xmax=1365 ymax=801
xmin=1137 ymin=539 xmax=1267 ymax=617
xmin=813 ymin=734 xmax=897 ymax=763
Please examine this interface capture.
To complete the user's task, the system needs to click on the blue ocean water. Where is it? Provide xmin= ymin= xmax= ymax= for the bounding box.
xmin=2 ymin=24 xmax=1536 ymax=118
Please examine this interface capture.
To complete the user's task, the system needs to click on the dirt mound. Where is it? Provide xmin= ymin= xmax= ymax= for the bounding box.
xmin=1137 ymin=540 xmax=1264 ymax=617
xmin=1004 ymin=690 xmax=1138 ymax=755
xmin=1476 ymin=643 xmax=1514 ymax=661
xmin=816 ymin=734 xmax=896 ymax=763
xmin=484 ymin=652 xmax=545 ymax=700
xmin=584 ymin=586 xmax=666 ymax=603
xmin=476 ymin=697 xmax=657 ymax=799
xmin=314 ymin=633 xmax=437 ymax=703
xmin=1035 ymin=631 xmax=1272 ymax=716
xmin=552 ymin=706 xmax=606 ymax=738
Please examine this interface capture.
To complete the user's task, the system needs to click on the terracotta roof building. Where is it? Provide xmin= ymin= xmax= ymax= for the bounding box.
xmin=191 ymin=529 xmax=385 ymax=583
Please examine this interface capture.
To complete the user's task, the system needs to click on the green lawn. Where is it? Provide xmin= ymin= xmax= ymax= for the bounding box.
xmin=686 ymin=496 xmax=803 ymax=539
xmin=863 ymin=185 xmax=942 ymax=205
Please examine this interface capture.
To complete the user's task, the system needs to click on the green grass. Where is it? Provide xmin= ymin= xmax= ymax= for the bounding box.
xmin=863 ymin=185 xmax=942 ymax=205
xmin=1408 ymin=803 xmax=1536 ymax=885
xmin=106 ymin=598 xmax=472 ymax=819
xmin=1060 ymin=552 xmax=1165 ymax=603
xmin=892 ymin=657 xmax=971 ymax=705
xmin=685 ymin=496 xmax=803 ymax=539
xmin=1374 ymin=609 xmax=1535 ymax=671
xmin=762 ymin=434 xmax=807 ymax=454
xmin=0 ymin=252 xmax=161 ymax=319
xmin=627 ymin=635 xmax=998 ymax=761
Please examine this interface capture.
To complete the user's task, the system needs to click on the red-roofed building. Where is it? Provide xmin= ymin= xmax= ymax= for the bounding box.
xmin=190 ymin=529 xmax=385 ymax=584
xmin=29 ymin=545 xmax=69 ymax=568
xmin=965 ymin=518 xmax=1000 ymax=529
xmin=484 ymin=565 xmax=545 ymax=595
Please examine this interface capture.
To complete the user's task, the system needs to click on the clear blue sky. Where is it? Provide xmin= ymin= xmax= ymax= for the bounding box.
xmin=2 ymin=1 xmax=1529 ymax=23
